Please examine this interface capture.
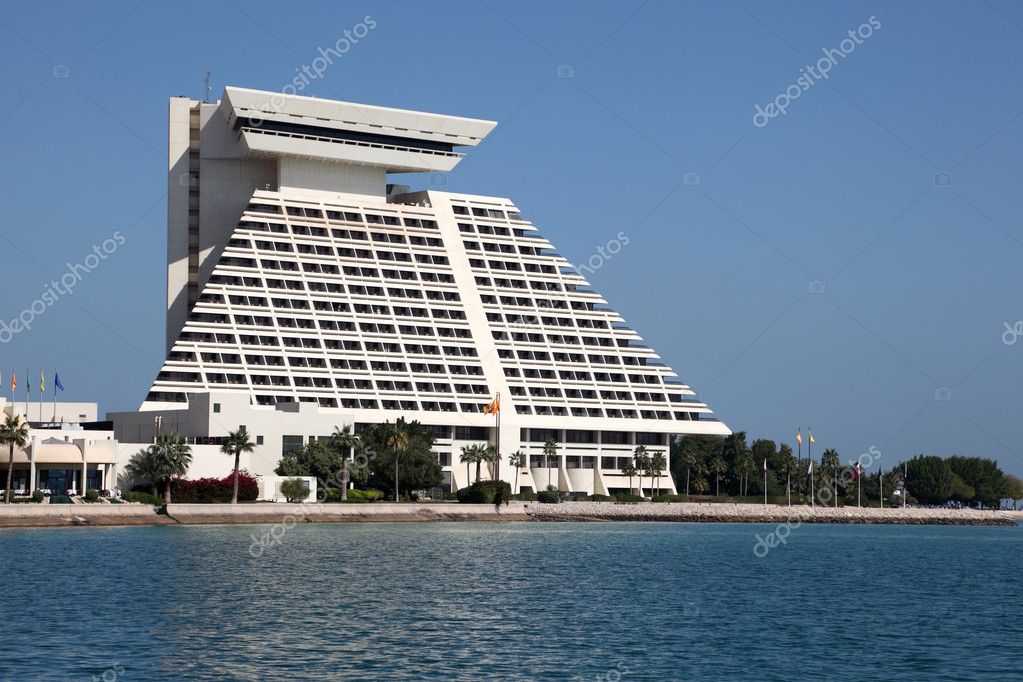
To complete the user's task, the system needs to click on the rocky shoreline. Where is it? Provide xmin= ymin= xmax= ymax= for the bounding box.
xmin=0 ymin=501 xmax=1018 ymax=528
xmin=527 ymin=502 xmax=1020 ymax=526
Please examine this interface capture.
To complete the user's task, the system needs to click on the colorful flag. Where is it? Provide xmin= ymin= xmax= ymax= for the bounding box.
xmin=55 ymin=373 xmax=64 ymax=391
xmin=796 ymin=430 xmax=802 ymax=445
xmin=483 ymin=395 xmax=501 ymax=415
xmin=10 ymin=371 xmax=15 ymax=392
xmin=26 ymin=372 xmax=30 ymax=394
xmin=808 ymin=431 xmax=815 ymax=445
xmin=40 ymin=370 xmax=45 ymax=393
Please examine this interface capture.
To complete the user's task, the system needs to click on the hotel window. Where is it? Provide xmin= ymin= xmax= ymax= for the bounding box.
xmin=213 ymin=403 xmax=221 ymax=413
xmin=282 ymin=435 xmax=303 ymax=455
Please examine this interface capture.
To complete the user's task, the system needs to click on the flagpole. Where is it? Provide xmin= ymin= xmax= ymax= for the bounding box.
xmin=763 ymin=459 xmax=767 ymax=507
xmin=52 ymin=372 xmax=58 ymax=422
xmin=807 ymin=427 xmax=812 ymax=505
xmin=25 ymin=366 xmax=30 ymax=421
xmin=810 ymin=461 xmax=815 ymax=509
xmin=797 ymin=430 xmax=801 ymax=502
xmin=494 ymin=391 xmax=501 ymax=482
xmin=879 ymin=466 xmax=883 ymax=509
xmin=857 ymin=465 xmax=861 ymax=508
xmin=834 ymin=458 xmax=838 ymax=508
xmin=38 ymin=370 xmax=43 ymax=425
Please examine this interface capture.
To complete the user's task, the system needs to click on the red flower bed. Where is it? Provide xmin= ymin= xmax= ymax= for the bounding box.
xmin=170 ymin=473 xmax=259 ymax=503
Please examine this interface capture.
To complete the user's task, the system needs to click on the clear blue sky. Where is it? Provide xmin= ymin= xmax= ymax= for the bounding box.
xmin=1 ymin=1 xmax=1021 ymax=476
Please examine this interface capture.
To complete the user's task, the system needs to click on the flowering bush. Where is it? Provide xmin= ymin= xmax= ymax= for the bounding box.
xmin=170 ymin=473 xmax=259 ymax=503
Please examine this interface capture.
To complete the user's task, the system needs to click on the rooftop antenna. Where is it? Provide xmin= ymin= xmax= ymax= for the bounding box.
xmin=203 ymin=71 xmax=212 ymax=103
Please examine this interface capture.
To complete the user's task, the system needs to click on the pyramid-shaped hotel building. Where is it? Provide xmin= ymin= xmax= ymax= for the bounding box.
xmin=110 ymin=87 xmax=729 ymax=495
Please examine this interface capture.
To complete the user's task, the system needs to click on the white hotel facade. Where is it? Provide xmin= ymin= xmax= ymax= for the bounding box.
xmin=109 ymin=87 xmax=729 ymax=495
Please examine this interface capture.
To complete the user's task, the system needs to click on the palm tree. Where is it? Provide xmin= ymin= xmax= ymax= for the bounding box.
xmin=124 ymin=445 xmax=163 ymax=496
xmin=507 ymin=450 xmax=527 ymax=494
xmin=679 ymin=448 xmax=697 ymax=497
xmin=543 ymin=438 xmax=559 ymax=490
xmin=620 ymin=461 xmax=637 ymax=495
xmin=708 ymin=455 xmax=727 ymax=497
xmin=480 ymin=443 xmax=497 ymax=481
xmin=460 ymin=444 xmax=481 ymax=488
xmin=650 ymin=451 xmax=667 ymax=497
xmin=633 ymin=445 xmax=650 ymax=498
xmin=736 ymin=452 xmax=755 ymax=498
xmin=331 ymin=425 xmax=360 ymax=501
xmin=220 ymin=429 xmax=254 ymax=504
xmin=154 ymin=433 xmax=193 ymax=504
xmin=0 ymin=414 xmax=29 ymax=503
xmin=385 ymin=420 xmax=411 ymax=502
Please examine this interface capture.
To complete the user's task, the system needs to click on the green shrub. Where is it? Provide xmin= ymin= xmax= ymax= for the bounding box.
xmin=537 ymin=485 xmax=562 ymax=504
xmin=442 ymin=491 xmax=458 ymax=501
xmin=50 ymin=496 xmax=73 ymax=505
xmin=31 ymin=490 xmax=44 ymax=503
xmin=122 ymin=491 xmax=163 ymax=506
xmin=513 ymin=491 xmax=538 ymax=501
xmin=85 ymin=489 xmax=101 ymax=502
xmin=280 ymin=478 xmax=310 ymax=503
xmin=613 ymin=493 xmax=644 ymax=502
xmin=321 ymin=487 xmax=344 ymax=502
xmin=341 ymin=488 xmax=386 ymax=502
xmin=651 ymin=494 xmax=688 ymax=503
xmin=456 ymin=480 xmax=513 ymax=504
xmin=588 ymin=494 xmax=614 ymax=501
xmin=9 ymin=497 xmax=37 ymax=503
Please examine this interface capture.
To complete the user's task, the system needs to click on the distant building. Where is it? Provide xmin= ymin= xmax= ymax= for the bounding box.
xmin=109 ymin=87 xmax=729 ymax=495
xmin=0 ymin=399 xmax=118 ymax=495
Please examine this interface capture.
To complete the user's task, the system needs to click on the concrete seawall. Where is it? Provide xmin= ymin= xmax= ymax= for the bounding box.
xmin=0 ymin=501 xmax=1018 ymax=528
xmin=0 ymin=503 xmax=176 ymax=527
xmin=164 ymin=502 xmax=531 ymax=524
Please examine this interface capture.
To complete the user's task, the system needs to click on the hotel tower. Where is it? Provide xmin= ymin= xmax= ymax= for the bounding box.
xmin=110 ymin=87 xmax=729 ymax=495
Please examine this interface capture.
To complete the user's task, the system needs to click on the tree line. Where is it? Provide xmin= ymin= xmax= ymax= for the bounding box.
xmin=671 ymin=433 xmax=1023 ymax=508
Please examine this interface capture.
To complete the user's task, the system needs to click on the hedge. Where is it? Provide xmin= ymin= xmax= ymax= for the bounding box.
xmin=122 ymin=491 xmax=163 ymax=505
xmin=536 ymin=485 xmax=562 ymax=504
xmin=456 ymin=480 xmax=512 ymax=504
xmin=613 ymin=493 xmax=644 ymax=502
xmin=170 ymin=473 xmax=259 ymax=503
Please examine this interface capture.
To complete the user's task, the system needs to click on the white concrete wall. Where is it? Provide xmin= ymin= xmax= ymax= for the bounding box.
xmin=1 ymin=399 xmax=97 ymax=423
xmin=279 ymin=158 xmax=385 ymax=197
